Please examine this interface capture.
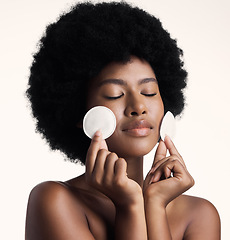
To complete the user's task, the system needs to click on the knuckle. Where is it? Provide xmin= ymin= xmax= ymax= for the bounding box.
xmin=183 ymin=175 xmax=195 ymax=189
xmin=107 ymin=152 xmax=118 ymax=162
xmin=190 ymin=176 xmax=195 ymax=187
xmin=114 ymin=176 xmax=124 ymax=187
xmin=170 ymin=156 xmax=183 ymax=164
xmin=144 ymin=187 xmax=154 ymax=199
xmin=104 ymin=153 xmax=118 ymax=169
xmin=117 ymin=158 xmax=127 ymax=168
xmin=163 ymin=164 xmax=170 ymax=170
xmin=109 ymin=152 xmax=118 ymax=158
xmin=170 ymin=158 xmax=182 ymax=166
xmin=119 ymin=158 xmax=126 ymax=164
xmin=170 ymin=158 xmax=177 ymax=163
xmin=98 ymin=149 xmax=108 ymax=156
xmin=171 ymin=157 xmax=179 ymax=162
xmin=167 ymin=158 xmax=178 ymax=166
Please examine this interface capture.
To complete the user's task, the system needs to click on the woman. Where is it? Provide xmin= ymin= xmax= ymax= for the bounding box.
xmin=25 ymin=2 xmax=220 ymax=239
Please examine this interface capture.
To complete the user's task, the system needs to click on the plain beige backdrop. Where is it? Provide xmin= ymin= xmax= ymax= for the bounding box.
xmin=1 ymin=0 xmax=229 ymax=239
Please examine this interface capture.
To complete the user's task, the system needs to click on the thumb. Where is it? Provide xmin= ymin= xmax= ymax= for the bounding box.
xmin=152 ymin=140 xmax=167 ymax=167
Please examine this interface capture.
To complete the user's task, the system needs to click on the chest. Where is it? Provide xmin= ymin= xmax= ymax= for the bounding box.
xmin=84 ymin=201 xmax=187 ymax=240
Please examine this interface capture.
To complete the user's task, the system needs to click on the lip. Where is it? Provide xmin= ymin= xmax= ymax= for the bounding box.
xmin=122 ymin=120 xmax=153 ymax=137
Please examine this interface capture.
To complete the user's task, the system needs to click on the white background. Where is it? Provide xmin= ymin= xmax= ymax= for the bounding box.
xmin=1 ymin=0 xmax=229 ymax=239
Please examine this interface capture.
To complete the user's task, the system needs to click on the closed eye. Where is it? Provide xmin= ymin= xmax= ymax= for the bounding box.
xmin=142 ymin=93 xmax=157 ymax=97
xmin=105 ymin=93 xmax=124 ymax=100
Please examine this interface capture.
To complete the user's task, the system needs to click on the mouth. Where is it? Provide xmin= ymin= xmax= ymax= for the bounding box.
xmin=122 ymin=120 xmax=153 ymax=137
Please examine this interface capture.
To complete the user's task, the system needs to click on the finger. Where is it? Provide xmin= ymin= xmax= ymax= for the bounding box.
xmin=151 ymin=159 xmax=185 ymax=183
xmin=91 ymin=149 xmax=111 ymax=186
xmin=92 ymin=149 xmax=109 ymax=176
xmin=144 ymin=170 xmax=154 ymax=187
xmin=103 ymin=152 xmax=118 ymax=183
xmin=150 ymin=163 xmax=172 ymax=183
xmin=85 ymin=130 xmax=103 ymax=175
xmin=164 ymin=136 xmax=186 ymax=167
xmin=151 ymin=156 xmax=172 ymax=173
xmin=152 ymin=140 xmax=167 ymax=167
xmin=114 ymin=158 xmax=127 ymax=183
xmin=100 ymin=138 xmax=108 ymax=151
xmin=164 ymin=135 xmax=181 ymax=159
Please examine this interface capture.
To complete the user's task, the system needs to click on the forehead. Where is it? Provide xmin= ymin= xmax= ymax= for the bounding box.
xmin=90 ymin=56 xmax=157 ymax=87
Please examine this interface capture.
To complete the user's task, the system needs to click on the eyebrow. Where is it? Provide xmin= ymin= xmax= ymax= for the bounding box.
xmin=98 ymin=77 xmax=157 ymax=86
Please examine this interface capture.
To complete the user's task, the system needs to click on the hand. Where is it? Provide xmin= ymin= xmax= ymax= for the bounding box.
xmin=85 ymin=130 xmax=142 ymax=207
xmin=144 ymin=136 xmax=194 ymax=207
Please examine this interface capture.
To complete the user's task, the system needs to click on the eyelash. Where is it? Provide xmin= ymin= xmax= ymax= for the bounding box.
xmin=105 ymin=94 xmax=124 ymax=100
xmin=142 ymin=93 xmax=157 ymax=97
xmin=105 ymin=93 xmax=157 ymax=100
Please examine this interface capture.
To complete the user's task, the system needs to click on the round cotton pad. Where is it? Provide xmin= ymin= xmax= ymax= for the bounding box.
xmin=160 ymin=111 xmax=176 ymax=141
xmin=83 ymin=106 xmax=116 ymax=139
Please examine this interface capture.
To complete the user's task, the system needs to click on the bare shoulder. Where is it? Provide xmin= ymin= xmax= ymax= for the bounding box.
xmin=171 ymin=195 xmax=221 ymax=240
xmin=172 ymin=194 xmax=220 ymax=214
xmin=25 ymin=181 xmax=94 ymax=240
xmin=26 ymin=181 xmax=80 ymax=214
xmin=178 ymin=194 xmax=220 ymax=224
xmin=27 ymin=181 xmax=73 ymax=201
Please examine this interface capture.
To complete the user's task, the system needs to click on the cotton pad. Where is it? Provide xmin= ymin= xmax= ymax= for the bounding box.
xmin=83 ymin=106 xmax=116 ymax=139
xmin=160 ymin=111 xmax=176 ymax=141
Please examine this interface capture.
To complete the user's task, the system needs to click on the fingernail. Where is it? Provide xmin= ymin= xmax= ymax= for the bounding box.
xmin=165 ymin=134 xmax=171 ymax=142
xmin=94 ymin=130 xmax=101 ymax=137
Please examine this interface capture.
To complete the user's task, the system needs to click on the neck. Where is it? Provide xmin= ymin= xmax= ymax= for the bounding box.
xmin=125 ymin=156 xmax=144 ymax=188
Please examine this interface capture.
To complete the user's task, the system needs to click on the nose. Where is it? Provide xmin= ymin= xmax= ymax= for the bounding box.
xmin=124 ymin=94 xmax=147 ymax=117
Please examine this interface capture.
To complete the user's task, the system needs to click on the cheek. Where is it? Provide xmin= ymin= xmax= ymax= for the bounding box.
xmin=148 ymin=98 xmax=164 ymax=123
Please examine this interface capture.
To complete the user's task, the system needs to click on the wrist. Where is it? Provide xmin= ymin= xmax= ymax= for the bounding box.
xmin=113 ymin=185 xmax=144 ymax=208
xmin=115 ymin=193 xmax=144 ymax=211
xmin=144 ymin=192 xmax=168 ymax=209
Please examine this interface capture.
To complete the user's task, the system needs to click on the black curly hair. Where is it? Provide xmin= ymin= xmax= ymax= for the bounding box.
xmin=26 ymin=1 xmax=187 ymax=164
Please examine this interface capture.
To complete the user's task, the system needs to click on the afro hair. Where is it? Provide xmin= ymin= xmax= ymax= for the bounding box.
xmin=26 ymin=1 xmax=187 ymax=164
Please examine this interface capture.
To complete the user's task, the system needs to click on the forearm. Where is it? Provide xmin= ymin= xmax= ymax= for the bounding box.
xmin=145 ymin=199 xmax=172 ymax=240
xmin=114 ymin=198 xmax=148 ymax=240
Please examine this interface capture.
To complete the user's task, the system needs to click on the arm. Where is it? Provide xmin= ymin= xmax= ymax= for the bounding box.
xmin=85 ymin=130 xmax=147 ymax=240
xmin=25 ymin=181 xmax=95 ymax=240
xmin=144 ymin=199 xmax=172 ymax=240
xmin=114 ymin=196 xmax=147 ymax=239
xmin=143 ymin=136 xmax=195 ymax=240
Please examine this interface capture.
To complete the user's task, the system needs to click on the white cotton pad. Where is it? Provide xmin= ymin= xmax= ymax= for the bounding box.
xmin=160 ymin=111 xmax=176 ymax=141
xmin=83 ymin=106 xmax=116 ymax=139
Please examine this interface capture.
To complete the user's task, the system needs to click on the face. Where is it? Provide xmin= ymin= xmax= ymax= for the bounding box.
xmin=87 ymin=56 xmax=164 ymax=159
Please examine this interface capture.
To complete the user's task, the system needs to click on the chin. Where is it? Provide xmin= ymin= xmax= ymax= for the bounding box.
xmin=106 ymin=135 xmax=158 ymax=159
xmin=127 ymin=144 xmax=155 ymax=158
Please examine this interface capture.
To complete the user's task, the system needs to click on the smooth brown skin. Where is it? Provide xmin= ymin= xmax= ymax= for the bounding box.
xmin=25 ymin=56 xmax=221 ymax=240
